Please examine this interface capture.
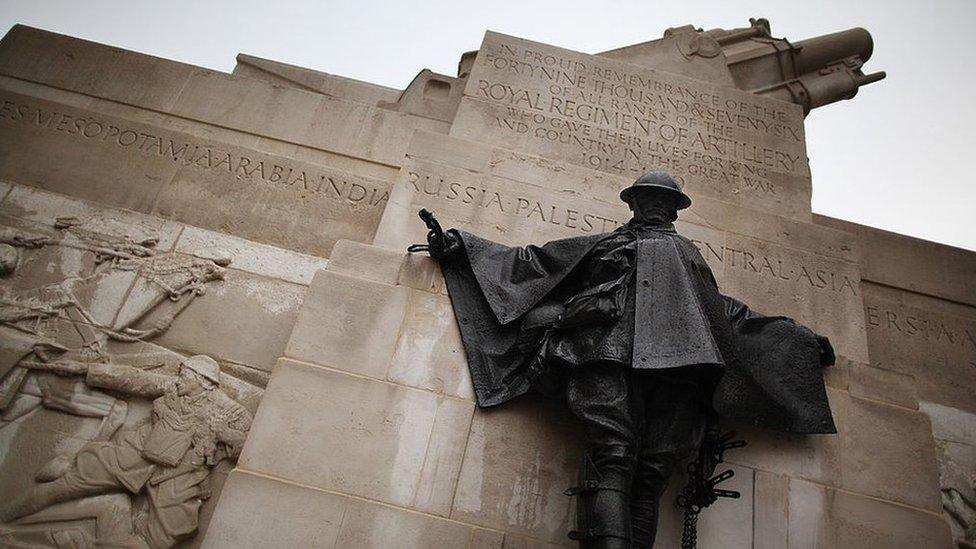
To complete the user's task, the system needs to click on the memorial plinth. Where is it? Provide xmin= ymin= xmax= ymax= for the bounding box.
xmin=0 ymin=19 xmax=971 ymax=549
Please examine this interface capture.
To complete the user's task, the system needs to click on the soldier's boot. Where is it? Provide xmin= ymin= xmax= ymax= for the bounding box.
xmin=566 ymin=456 xmax=633 ymax=549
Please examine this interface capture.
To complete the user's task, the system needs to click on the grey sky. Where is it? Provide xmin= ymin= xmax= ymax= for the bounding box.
xmin=1 ymin=0 xmax=974 ymax=251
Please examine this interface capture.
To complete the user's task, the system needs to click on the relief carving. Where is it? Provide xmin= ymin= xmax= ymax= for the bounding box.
xmin=0 ymin=212 xmax=259 ymax=548
xmin=944 ymin=483 xmax=976 ymax=549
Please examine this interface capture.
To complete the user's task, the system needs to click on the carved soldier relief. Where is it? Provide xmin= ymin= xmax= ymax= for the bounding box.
xmin=0 ymin=210 xmax=260 ymax=548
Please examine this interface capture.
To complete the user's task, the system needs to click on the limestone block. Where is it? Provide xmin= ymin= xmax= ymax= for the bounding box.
xmin=836 ymin=394 xmax=943 ymax=511
xmin=0 ymin=90 xmax=181 ymax=213
xmin=176 ymin=226 xmax=329 ymax=285
xmin=374 ymin=156 xmax=630 ymax=252
xmin=328 ymin=239 xmax=405 ymax=286
xmin=239 ymin=359 xmax=474 ymax=516
xmin=285 ymin=270 xmax=408 ymax=378
xmin=397 ymin=252 xmax=448 ymax=295
xmin=471 ymin=529 xmax=507 ymax=549
xmin=0 ymin=25 xmax=196 ymax=112
xmin=754 ymin=471 xmax=789 ymax=549
xmin=501 ymin=534 xmax=572 ymax=548
xmin=862 ymin=282 xmax=976 ymax=414
xmin=0 ymin=27 xmax=449 ymax=167
xmin=451 ymin=398 xmax=580 ymax=543
xmin=388 ymin=288 xmax=473 ymax=400
xmin=731 ymin=388 xmax=942 ymax=512
xmin=787 ymin=479 xmax=953 ymax=549
xmin=138 ymin=266 xmax=305 ymax=372
xmin=201 ymin=471 xmax=346 ymax=549
xmin=816 ymin=214 xmax=976 ymax=308
xmin=334 ymin=498 xmax=477 ymax=548
xmin=848 ymin=361 xmax=918 ymax=410
xmin=168 ymin=70 xmax=449 ymax=166
xmin=233 ymin=53 xmax=401 ymax=105
xmin=0 ymin=89 xmax=390 ymax=258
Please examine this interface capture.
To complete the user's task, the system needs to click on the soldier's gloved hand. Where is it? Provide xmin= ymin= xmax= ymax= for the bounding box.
xmin=428 ymin=229 xmax=462 ymax=261
xmin=815 ymin=334 xmax=835 ymax=367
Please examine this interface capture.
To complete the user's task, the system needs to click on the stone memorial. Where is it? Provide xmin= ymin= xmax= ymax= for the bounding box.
xmin=0 ymin=17 xmax=971 ymax=549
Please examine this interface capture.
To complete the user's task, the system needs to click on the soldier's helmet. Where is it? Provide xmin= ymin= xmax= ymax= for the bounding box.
xmin=182 ymin=355 xmax=221 ymax=386
xmin=619 ymin=171 xmax=692 ymax=210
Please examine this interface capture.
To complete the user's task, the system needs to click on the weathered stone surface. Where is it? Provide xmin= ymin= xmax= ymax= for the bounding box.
xmin=0 ymin=184 xmax=182 ymax=251
xmin=470 ymin=528 xmax=506 ymax=549
xmin=0 ymin=89 xmax=390 ymax=258
xmin=0 ymin=26 xmax=450 ymax=168
xmin=139 ymin=266 xmax=306 ymax=372
xmin=501 ymin=534 xmax=572 ymax=548
xmin=328 ymin=239 xmax=405 ymax=286
xmin=201 ymin=471 xmax=346 ymax=549
xmin=848 ymin=361 xmax=918 ymax=410
xmin=375 ymin=156 xmax=628 ymax=252
xmin=816 ymin=213 xmax=976 ymax=308
xmin=731 ymin=388 xmax=942 ymax=512
xmin=168 ymin=70 xmax=449 ymax=166
xmin=285 ymin=270 xmax=408 ymax=378
xmin=176 ymin=226 xmax=329 ymax=286
xmin=451 ymin=32 xmax=811 ymax=220
xmin=754 ymin=471 xmax=789 ymax=549
xmin=788 ymin=479 xmax=953 ymax=549
xmin=335 ymin=498 xmax=476 ymax=548
xmin=388 ymin=288 xmax=474 ymax=400
xmin=451 ymin=398 xmax=579 ymax=542
xmin=239 ymin=359 xmax=474 ymax=516
xmin=0 ymin=25 xmax=197 ymax=112
xmin=863 ymin=282 xmax=976 ymax=413
xmin=233 ymin=54 xmax=401 ymax=105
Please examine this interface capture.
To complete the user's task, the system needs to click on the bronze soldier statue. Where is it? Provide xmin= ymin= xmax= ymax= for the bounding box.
xmin=416 ymin=171 xmax=836 ymax=548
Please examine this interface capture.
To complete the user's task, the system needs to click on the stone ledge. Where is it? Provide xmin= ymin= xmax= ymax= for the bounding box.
xmin=202 ymin=469 xmax=504 ymax=549
xmin=787 ymin=478 xmax=952 ymax=548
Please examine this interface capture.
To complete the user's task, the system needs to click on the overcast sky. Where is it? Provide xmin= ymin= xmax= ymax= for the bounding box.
xmin=1 ymin=0 xmax=974 ymax=251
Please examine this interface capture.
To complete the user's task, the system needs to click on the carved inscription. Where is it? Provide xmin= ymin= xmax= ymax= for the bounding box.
xmin=865 ymin=303 xmax=976 ymax=367
xmin=406 ymin=170 xmax=625 ymax=233
xmin=403 ymin=166 xmax=855 ymax=296
xmin=0 ymin=95 xmax=388 ymax=209
xmin=689 ymin=238 xmax=859 ymax=296
xmin=460 ymin=33 xmax=808 ymax=197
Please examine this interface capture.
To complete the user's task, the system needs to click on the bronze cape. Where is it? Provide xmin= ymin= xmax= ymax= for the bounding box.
xmin=438 ymin=222 xmax=836 ymax=435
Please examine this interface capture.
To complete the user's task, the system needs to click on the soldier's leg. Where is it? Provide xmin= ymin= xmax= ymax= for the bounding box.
xmin=565 ymin=362 xmax=640 ymax=549
xmin=0 ymin=443 xmax=127 ymax=523
xmin=630 ymin=375 xmax=707 ymax=549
